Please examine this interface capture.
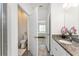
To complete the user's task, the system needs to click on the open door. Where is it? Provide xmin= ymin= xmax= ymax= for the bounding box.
xmin=29 ymin=7 xmax=38 ymax=56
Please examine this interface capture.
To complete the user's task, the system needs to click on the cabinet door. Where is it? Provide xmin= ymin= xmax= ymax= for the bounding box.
xmin=51 ymin=39 xmax=70 ymax=56
xmin=50 ymin=40 xmax=57 ymax=56
xmin=54 ymin=41 xmax=70 ymax=56
xmin=50 ymin=38 xmax=57 ymax=55
xmin=51 ymin=39 xmax=62 ymax=56
xmin=50 ymin=39 xmax=59 ymax=56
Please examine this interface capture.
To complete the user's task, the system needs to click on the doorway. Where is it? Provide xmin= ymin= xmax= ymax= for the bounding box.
xmin=37 ymin=3 xmax=51 ymax=56
xmin=18 ymin=6 xmax=30 ymax=56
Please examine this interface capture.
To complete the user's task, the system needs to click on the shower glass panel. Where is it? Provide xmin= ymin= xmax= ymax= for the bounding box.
xmin=0 ymin=3 xmax=2 ymax=56
xmin=3 ymin=3 xmax=7 ymax=56
xmin=0 ymin=3 xmax=7 ymax=56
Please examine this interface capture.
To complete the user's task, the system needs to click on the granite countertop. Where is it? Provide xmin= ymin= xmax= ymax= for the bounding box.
xmin=52 ymin=35 xmax=79 ymax=56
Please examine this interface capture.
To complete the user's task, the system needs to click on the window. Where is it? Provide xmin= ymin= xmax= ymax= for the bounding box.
xmin=38 ymin=24 xmax=46 ymax=33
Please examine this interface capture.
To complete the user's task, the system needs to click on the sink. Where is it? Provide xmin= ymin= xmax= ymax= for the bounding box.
xmin=72 ymin=38 xmax=79 ymax=43
xmin=72 ymin=38 xmax=79 ymax=47
xmin=59 ymin=39 xmax=79 ymax=47
xmin=59 ymin=40 xmax=72 ymax=44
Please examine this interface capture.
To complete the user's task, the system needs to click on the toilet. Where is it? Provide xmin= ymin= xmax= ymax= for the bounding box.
xmin=20 ymin=39 xmax=26 ymax=49
xmin=20 ymin=33 xmax=28 ymax=49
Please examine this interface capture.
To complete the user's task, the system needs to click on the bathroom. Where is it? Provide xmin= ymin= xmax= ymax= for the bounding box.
xmin=0 ymin=3 xmax=79 ymax=56
xmin=18 ymin=6 xmax=29 ymax=56
xmin=18 ymin=3 xmax=79 ymax=56
xmin=17 ymin=3 xmax=51 ymax=56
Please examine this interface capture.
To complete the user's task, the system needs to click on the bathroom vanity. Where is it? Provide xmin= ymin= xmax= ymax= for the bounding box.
xmin=50 ymin=36 xmax=70 ymax=56
xmin=50 ymin=35 xmax=79 ymax=56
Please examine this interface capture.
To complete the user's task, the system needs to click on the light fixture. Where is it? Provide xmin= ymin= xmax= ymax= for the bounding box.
xmin=63 ymin=3 xmax=79 ymax=9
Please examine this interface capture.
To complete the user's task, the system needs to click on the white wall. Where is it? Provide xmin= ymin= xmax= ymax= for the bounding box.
xmin=29 ymin=7 xmax=38 ymax=56
xmin=19 ymin=3 xmax=32 ymax=15
xmin=19 ymin=3 xmax=38 ymax=15
xmin=18 ymin=8 xmax=27 ymax=44
xmin=51 ymin=3 xmax=64 ymax=34
xmin=7 ymin=3 xmax=18 ymax=56
xmin=38 ymin=5 xmax=49 ymax=21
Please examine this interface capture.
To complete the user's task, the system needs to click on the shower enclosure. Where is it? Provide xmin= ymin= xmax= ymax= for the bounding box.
xmin=0 ymin=3 xmax=7 ymax=56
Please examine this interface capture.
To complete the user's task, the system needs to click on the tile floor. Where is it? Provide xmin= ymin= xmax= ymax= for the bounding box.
xmin=22 ymin=50 xmax=32 ymax=56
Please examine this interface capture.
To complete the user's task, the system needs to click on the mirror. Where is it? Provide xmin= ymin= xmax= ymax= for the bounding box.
xmin=63 ymin=3 xmax=79 ymax=34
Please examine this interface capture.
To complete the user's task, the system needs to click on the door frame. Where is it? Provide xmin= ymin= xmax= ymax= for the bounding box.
xmin=18 ymin=5 xmax=30 ymax=51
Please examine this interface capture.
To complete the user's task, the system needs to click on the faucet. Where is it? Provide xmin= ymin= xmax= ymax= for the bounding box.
xmin=67 ymin=31 xmax=77 ymax=42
